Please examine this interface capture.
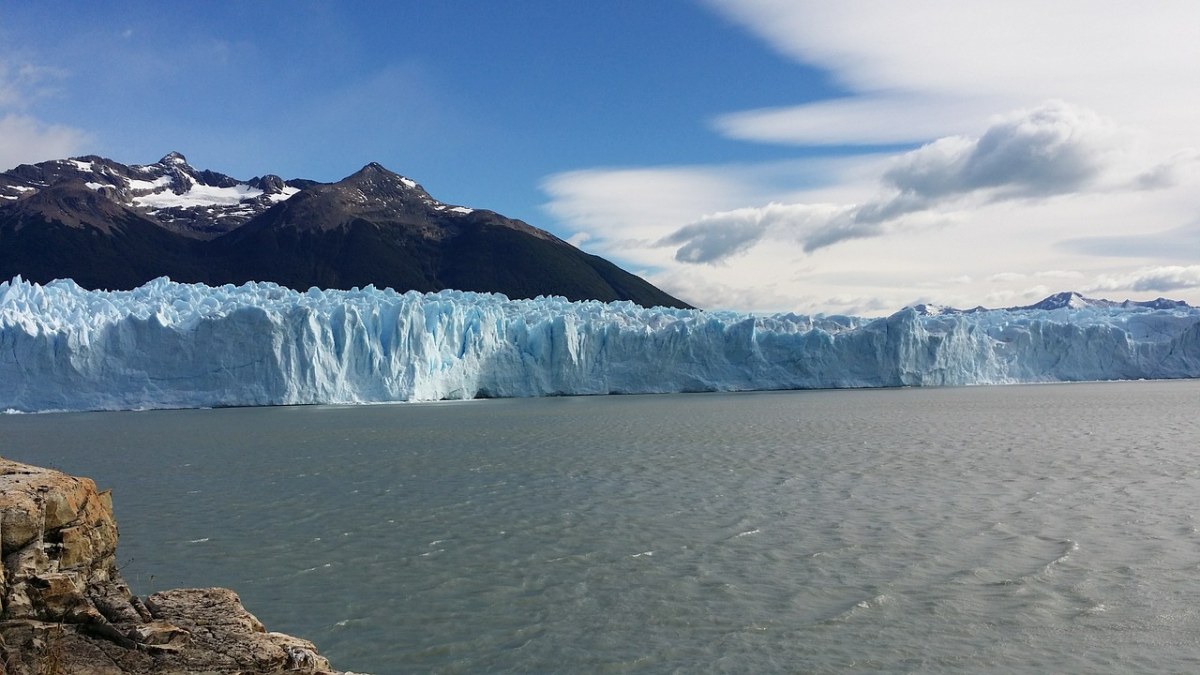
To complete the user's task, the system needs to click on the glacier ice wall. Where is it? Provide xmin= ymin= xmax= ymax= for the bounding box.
xmin=2 ymin=277 xmax=1198 ymax=412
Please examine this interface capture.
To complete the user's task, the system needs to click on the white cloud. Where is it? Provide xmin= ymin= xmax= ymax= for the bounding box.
xmin=984 ymin=290 xmax=1017 ymax=306
xmin=988 ymin=272 xmax=1026 ymax=283
xmin=0 ymin=61 xmax=66 ymax=109
xmin=714 ymin=94 xmax=1002 ymax=147
xmin=657 ymin=101 xmax=1138 ymax=264
xmin=542 ymin=167 xmax=743 ymax=242
xmin=1061 ymin=222 xmax=1200 ymax=261
xmin=540 ymin=3 xmax=1200 ymax=312
xmin=0 ymin=114 xmax=89 ymax=169
xmin=1134 ymin=150 xmax=1200 ymax=190
xmin=657 ymin=201 xmax=850 ymax=263
xmin=882 ymin=102 xmax=1118 ymax=199
xmin=540 ymin=158 xmax=877 ymax=270
xmin=1034 ymin=270 xmax=1084 ymax=280
xmin=1085 ymin=266 xmax=1200 ymax=293
xmin=0 ymin=60 xmax=89 ymax=168
xmin=545 ymin=105 xmax=1200 ymax=312
xmin=565 ymin=231 xmax=591 ymax=248
xmin=701 ymin=1 xmax=1200 ymax=150
xmin=1021 ymin=284 xmax=1051 ymax=299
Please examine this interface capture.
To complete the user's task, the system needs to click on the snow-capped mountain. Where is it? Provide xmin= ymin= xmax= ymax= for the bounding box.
xmin=1012 ymin=291 xmax=1191 ymax=312
xmin=0 ymin=152 xmax=311 ymax=238
xmin=0 ymin=153 xmax=689 ymax=308
xmin=907 ymin=291 xmax=1191 ymax=316
xmin=1 ymin=277 xmax=1197 ymax=413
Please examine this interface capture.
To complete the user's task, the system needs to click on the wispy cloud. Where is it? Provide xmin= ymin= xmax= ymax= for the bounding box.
xmin=0 ymin=61 xmax=67 ymax=109
xmin=701 ymin=1 xmax=1200 ymax=151
xmin=657 ymin=202 xmax=847 ymax=263
xmin=539 ymin=160 xmax=846 ymax=271
xmin=658 ymin=101 xmax=1136 ymax=264
xmin=713 ymin=94 xmax=999 ymax=147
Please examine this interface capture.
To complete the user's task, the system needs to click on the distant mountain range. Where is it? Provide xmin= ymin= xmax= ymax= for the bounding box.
xmin=0 ymin=153 xmax=690 ymax=308
xmin=908 ymin=290 xmax=1191 ymax=316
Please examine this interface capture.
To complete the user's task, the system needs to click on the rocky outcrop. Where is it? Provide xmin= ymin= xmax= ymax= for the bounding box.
xmin=0 ymin=457 xmax=340 ymax=674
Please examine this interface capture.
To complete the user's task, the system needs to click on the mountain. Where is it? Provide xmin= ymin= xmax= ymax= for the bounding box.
xmin=907 ymin=291 xmax=1191 ymax=316
xmin=1011 ymin=291 xmax=1191 ymax=311
xmin=0 ymin=153 xmax=690 ymax=309
xmin=2 ymin=277 xmax=1198 ymax=412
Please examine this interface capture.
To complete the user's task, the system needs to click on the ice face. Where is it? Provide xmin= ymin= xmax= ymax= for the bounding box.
xmin=1 ymin=277 xmax=1198 ymax=413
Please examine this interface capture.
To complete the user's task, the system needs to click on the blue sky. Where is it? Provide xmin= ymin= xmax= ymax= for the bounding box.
xmin=3 ymin=1 xmax=1199 ymax=313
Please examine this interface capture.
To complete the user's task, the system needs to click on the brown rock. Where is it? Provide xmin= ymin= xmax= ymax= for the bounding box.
xmin=145 ymin=587 xmax=335 ymax=672
xmin=28 ymin=572 xmax=87 ymax=620
xmin=0 ymin=457 xmax=343 ymax=674
xmin=126 ymin=620 xmax=190 ymax=648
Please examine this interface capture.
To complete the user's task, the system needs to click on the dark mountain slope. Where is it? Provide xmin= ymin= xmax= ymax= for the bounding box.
xmin=0 ymin=181 xmax=207 ymax=290
xmin=0 ymin=155 xmax=692 ymax=308
xmin=439 ymin=212 xmax=684 ymax=306
xmin=211 ymin=163 xmax=690 ymax=306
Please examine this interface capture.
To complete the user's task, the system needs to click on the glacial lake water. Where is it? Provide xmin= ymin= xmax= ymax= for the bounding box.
xmin=2 ymin=380 xmax=1200 ymax=673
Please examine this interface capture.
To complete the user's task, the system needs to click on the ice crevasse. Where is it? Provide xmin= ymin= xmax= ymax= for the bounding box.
xmin=1 ymin=276 xmax=1199 ymax=413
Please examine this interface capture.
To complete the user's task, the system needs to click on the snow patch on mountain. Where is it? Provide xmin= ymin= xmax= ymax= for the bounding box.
xmin=2 ymin=277 xmax=1197 ymax=413
xmin=6 ymin=152 xmax=310 ymax=235
xmin=125 ymin=176 xmax=173 ymax=193
xmin=133 ymin=182 xmax=266 ymax=209
xmin=267 ymin=185 xmax=301 ymax=202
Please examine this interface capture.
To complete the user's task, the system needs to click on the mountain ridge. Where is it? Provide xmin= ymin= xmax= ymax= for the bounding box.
xmin=905 ymin=290 xmax=1191 ymax=316
xmin=0 ymin=153 xmax=691 ymax=309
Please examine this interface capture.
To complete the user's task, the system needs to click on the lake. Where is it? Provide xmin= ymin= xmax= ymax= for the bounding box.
xmin=2 ymin=380 xmax=1199 ymax=673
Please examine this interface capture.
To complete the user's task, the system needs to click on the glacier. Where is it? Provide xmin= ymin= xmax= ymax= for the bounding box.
xmin=2 ymin=276 xmax=1199 ymax=413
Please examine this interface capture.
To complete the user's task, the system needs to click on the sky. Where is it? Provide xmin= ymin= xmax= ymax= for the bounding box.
xmin=2 ymin=1 xmax=1198 ymax=315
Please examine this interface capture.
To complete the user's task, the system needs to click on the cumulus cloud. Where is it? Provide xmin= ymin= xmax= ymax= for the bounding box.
xmin=882 ymin=101 xmax=1115 ymax=199
xmin=662 ymin=101 xmax=1124 ymax=263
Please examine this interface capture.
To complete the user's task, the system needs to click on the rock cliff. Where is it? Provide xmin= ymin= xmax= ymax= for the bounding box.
xmin=0 ymin=457 xmax=341 ymax=674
